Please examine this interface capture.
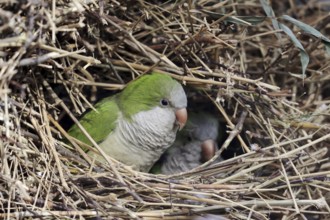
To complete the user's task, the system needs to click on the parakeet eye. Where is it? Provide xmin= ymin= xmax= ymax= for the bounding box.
xmin=160 ymin=98 xmax=169 ymax=107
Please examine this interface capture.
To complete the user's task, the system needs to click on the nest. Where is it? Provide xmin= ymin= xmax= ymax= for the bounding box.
xmin=1 ymin=0 xmax=330 ymax=219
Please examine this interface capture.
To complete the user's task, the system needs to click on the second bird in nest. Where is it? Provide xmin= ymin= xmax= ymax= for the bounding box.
xmin=152 ymin=111 xmax=223 ymax=175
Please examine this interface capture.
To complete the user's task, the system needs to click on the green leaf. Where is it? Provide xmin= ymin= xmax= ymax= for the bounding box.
xmin=259 ymin=0 xmax=281 ymax=40
xmin=278 ymin=23 xmax=309 ymax=78
xmin=325 ymin=42 xmax=330 ymax=55
xmin=282 ymin=15 xmax=330 ymax=55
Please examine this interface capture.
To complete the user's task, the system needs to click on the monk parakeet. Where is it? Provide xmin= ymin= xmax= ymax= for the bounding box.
xmin=68 ymin=73 xmax=188 ymax=172
xmin=152 ymin=112 xmax=222 ymax=175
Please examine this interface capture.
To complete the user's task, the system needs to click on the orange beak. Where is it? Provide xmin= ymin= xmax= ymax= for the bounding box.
xmin=175 ymin=108 xmax=188 ymax=130
xmin=201 ymin=139 xmax=217 ymax=162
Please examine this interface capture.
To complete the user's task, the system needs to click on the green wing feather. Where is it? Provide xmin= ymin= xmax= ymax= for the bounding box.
xmin=68 ymin=96 xmax=119 ymax=147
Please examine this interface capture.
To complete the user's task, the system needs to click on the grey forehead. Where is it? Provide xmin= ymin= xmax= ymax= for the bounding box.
xmin=169 ymin=83 xmax=187 ymax=109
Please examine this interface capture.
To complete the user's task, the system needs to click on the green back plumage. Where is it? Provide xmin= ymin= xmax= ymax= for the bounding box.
xmin=68 ymin=96 xmax=119 ymax=146
xmin=68 ymin=73 xmax=179 ymax=147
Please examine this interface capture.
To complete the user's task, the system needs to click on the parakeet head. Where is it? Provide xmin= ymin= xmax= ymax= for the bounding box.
xmin=118 ymin=73 xmax=188 ymax=130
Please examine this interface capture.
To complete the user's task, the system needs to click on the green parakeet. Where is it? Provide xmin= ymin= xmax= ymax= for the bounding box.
xmin=68 ymin=73 xmax=188 ymax=172
xmin=153 ymin=112 xmax=222 ymax=174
